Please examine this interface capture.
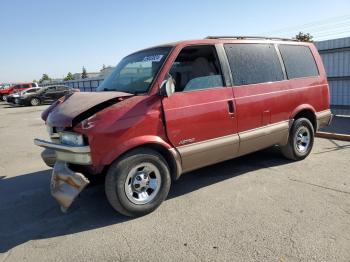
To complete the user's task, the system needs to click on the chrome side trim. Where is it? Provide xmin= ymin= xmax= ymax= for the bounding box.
xmin=238 ymin=121 xmax=289 ymax=156
xmin=177 ymin=134 xmax=239 ymax=173
xmin=316 ymin=109 xmax=332 ymax=130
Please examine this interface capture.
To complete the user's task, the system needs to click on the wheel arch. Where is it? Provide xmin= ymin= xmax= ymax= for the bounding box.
xmin=102 ymin=136 xmax=181 ymax=181
xmin=290 ymin=105 xmax=317 ymax=131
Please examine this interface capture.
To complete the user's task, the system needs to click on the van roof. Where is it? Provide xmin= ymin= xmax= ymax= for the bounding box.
xmin=147 ymin=36 xmax=307 ymax=48
xmin=131 ymin=37 xmax=313 ymax=56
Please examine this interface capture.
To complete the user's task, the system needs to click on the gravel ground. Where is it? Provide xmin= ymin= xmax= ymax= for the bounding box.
xmin=0 ymin=102 xmax=349 ymax=262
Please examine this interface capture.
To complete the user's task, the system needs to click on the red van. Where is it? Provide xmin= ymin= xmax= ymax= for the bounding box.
xmin=0 ymin=82 xmax=38 ymax=101
xmin=34 ymin=37 xmax=332 ymax=216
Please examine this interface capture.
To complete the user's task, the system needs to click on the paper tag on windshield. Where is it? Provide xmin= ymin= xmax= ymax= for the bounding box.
xmin=143 ymin=55 xmax=164 ymax=62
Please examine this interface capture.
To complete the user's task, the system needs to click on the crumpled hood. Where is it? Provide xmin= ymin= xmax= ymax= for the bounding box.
xmin=46 ymin=92 xmax=133 ymax=128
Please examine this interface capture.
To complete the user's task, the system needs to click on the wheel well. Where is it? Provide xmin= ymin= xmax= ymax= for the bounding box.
xmin=142 ymin=144 xmax=178 ymax=181
xmin=294 ymin=109 xmax=317 ymax=131
xmin=112 ymin=143 xmax=179 ymax=181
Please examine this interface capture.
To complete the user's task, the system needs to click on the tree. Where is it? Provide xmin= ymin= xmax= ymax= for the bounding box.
xmin=39 ymin=74 xmax=51 ymax=83
xmin=295 ymin=32 xmax=313 ymax=42
xmin=64 ymin=72 xmax=74 ymax=81
xmin=102 ymin=64 xmax=106 ymax=71
xmin=81 ymin=66 xmax=88 ymax=79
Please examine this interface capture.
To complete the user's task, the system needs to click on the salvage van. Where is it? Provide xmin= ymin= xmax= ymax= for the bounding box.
xmin=34 ymin=36 xmax=332 ymax=217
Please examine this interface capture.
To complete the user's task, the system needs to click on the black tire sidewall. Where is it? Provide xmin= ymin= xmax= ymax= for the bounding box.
xmin=105 ymin=149 xmax=171 ymax=217
xmin=290 ymin=118 xmax=314 ymax=159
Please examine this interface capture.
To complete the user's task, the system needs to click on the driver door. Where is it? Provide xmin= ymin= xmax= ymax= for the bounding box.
xmin=42 ymin=86 xmax=57 ymax=102
xmin=162 ymin=45 xmax=238 ymax=173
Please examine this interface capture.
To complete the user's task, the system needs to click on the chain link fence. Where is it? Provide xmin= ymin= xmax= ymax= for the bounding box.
xmin=40 ymin=78 xmax=104 ymax=92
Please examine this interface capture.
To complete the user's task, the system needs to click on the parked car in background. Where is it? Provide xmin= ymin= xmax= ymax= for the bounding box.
xmin=6 ymin=87 xmax=42 ymax=104
xmin=0 ymin=82 xmax=38 ymax=101
xmin=35 ymin=36 xmax=332 ymax=217
xmin=0 ymin=83 xmax=11 ymax=90
xmin=17 ymin=85 xmax=78 ymax=106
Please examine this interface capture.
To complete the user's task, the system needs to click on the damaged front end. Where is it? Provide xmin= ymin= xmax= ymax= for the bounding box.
xmin=34 ymin=137 xmax=92 ymax=212
xmin=51 ymin=161 xmax=89 ymax=212
xmin=34 ymin=92 xmax=134 ymax=212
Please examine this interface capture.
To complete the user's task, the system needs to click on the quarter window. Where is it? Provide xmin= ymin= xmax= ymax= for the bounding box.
xmin=278 ymin=45 xmax=319 ymax=79
xmin=169 ymin=45 xmax=224 ymax=92
xmin=224 ymin=44 xmax=284 ymax=86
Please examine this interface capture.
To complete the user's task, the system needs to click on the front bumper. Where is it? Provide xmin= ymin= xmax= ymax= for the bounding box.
xmin=34 ymin=138 xmax=92 ymax=165
xmin=6 ymin=97 xmax=15 ymax=104
xmin=34 ymin=138 xmax=92 ymax=211
xmin=16 ymin=98 xmax=28 ymax=105
xmin=51 ymin=161 xmax=90 ymax=212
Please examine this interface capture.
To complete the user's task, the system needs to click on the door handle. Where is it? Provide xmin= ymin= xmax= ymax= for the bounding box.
xmin=227 ymin=100 xmax=235 ymax=117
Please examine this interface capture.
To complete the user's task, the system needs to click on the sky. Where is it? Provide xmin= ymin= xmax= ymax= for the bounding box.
xmin=1 ymin=0 xmax=350 ymax=83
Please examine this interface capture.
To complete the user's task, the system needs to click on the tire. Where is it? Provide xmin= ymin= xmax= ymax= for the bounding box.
xmin=2 ymin=95 xmax=8 ymax=101
xmin=280 ymin=118 xmax=314 ymax=161
xmin=105 ymin=148 xmax=171 ymax=217
xmin=30 ymin=97 xmax=41 ymax=106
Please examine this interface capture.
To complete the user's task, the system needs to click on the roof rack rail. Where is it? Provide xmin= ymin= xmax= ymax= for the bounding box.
xmin=205 ymin=36 xmax=297 ymax=41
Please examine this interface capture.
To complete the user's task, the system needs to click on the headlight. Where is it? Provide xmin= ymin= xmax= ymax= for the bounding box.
xmin=60 ymin=132 xmax=85 ymax=146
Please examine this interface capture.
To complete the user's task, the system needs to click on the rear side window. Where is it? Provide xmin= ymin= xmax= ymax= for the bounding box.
xmin=278 ymin=45 xmax=319 ymax=79
xmin=224 ymin=44 xmax=284 ymax=86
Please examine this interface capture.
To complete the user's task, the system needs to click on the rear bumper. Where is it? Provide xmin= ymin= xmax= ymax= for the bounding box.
xmin=316 ymin=109 xmax=333 ymax=130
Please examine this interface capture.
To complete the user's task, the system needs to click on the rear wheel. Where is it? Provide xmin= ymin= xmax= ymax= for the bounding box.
xmin=280 ymin=118 xmax=314 ymax=160
xmin=105 ymin=148 xmax=171 ymax=217
xmin=30 ymin=97 xmax=41 ymax=106
xmin=2 ymin=95 xmax=8 ymax=101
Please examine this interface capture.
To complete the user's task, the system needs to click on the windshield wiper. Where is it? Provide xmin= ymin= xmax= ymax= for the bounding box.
xmin=100 ymin=87 xmax=145 ymax=95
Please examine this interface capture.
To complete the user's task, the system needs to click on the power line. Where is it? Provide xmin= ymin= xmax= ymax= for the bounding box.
xmin=264 ymin=14 xmax=350 ymax=34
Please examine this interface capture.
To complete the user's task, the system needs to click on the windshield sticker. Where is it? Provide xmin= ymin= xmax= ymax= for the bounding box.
xmin=142 ymin=55 xmax=164 ymax=62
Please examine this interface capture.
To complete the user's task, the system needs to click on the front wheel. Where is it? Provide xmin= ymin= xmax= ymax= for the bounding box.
xmin=280 ymin=118 xmax=314 ymax=160
xmin=30 ymin=97 xmax=41 ymax=106
xmin=105 ymin=148 xmax=171 ymax=217
xmin=2 ymin=95 xmax=8 ymax=101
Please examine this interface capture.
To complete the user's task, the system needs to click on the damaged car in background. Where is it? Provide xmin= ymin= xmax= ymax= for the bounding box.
xmin=34 ymin=37 xmax=332 ymax=217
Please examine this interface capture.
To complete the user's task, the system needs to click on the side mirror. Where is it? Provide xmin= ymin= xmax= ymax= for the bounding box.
xmin=159 ymin=74 xmax=175 ymax=97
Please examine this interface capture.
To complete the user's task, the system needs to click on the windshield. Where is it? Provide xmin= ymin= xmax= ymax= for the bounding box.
xmin=97 ymin=47 xmax=171 ymax=94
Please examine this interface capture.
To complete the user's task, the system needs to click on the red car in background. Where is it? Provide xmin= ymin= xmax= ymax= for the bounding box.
xmin=0 ymin=82 xmax=38 ymax=101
